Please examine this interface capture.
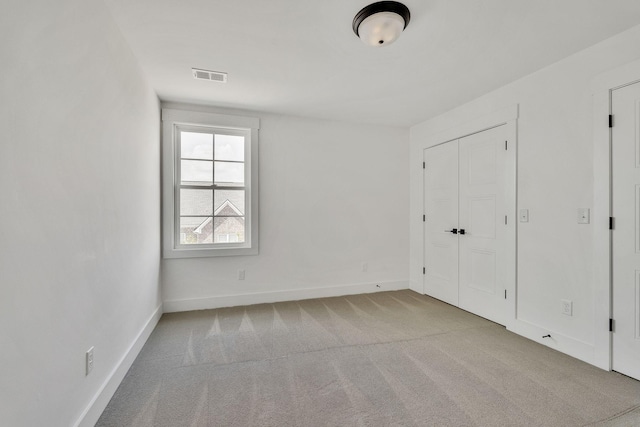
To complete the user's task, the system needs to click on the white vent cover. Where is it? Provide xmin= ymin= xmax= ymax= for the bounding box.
xmin=192 ymin=68 xmax=227 ymax=83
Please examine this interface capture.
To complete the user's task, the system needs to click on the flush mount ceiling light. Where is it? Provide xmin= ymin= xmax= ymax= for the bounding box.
xmin=352 ymin=1 xmax=410 ymax=47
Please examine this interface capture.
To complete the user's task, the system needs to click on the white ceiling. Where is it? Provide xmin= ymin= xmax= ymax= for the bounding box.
xmin=103 ymin=0 xmax=640 ymax=127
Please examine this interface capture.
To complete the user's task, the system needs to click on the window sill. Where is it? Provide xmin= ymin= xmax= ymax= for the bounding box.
xmin=163 ymin=245 xmax=259 ymax=259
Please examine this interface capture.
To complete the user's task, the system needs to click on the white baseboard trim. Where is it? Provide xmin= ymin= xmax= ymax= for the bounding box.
xmin=163 ymin=280 xmax=409 ymax=313
xmin=508 ymin=318 xmax=599 ymax=368
xmin=74 ymin=304 xmax=163 ymax=427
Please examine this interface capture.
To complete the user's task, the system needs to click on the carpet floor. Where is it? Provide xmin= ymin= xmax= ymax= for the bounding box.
xmin=96 ymin=290 xmax=640 ymax=426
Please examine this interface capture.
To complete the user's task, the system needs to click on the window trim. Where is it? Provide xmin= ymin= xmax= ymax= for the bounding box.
xmin=162 ymin=108 xmax=259 ymax=258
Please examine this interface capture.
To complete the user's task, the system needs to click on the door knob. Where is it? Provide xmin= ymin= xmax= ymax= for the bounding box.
xmin=459 ymin=229 xmax=466 ymax=235
xmin=445 ymin=229 xmax=458 ymax=234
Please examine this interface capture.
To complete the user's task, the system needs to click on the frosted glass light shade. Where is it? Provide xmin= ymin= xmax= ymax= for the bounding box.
xmin=352 ymin=2 xmax=410 ymax=48
xmin=358 ymin=11 xmax=405 ymax=46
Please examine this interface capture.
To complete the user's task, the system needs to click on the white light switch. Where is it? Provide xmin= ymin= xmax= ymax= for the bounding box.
xmin=519 ymin=209 xmax=529 ymax=223
xmin=577 ymin=208 xmax=590 ymax=224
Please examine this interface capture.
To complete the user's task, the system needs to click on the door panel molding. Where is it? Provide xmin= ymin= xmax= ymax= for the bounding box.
xmin=469 ymin=196 xmax=497 ymax=239
xmin=635 ymin=271 xmax=640 ymax=340
xmin=636 ymin=185 xmax=640 ymax=254
xmin=467 ymin=248 xmax=496 ymax=294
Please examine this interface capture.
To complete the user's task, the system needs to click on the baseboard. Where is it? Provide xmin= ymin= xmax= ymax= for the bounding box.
xmin=163 ymin=280 xmax=409 ymax=313
xmin=508 ymin=318 xmax=598 ymax=368
xmin=74 ymin=304 xmax=163 ymax=427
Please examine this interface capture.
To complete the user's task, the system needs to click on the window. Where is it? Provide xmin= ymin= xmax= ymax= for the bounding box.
xmin=162 ymin=109 xmax=259 ymax=258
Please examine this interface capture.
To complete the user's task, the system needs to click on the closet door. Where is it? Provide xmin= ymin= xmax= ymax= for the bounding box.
xmin=611 ymin=80 xmax=640 ymax=381
xmin=423 ymin=141 xmax=459 ymax=306
xmin=458 ymin=125 xmax=508 ymax=325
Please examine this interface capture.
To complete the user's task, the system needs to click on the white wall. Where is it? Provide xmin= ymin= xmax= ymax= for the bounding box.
xmin=162 ymin=103 xmax=409 ymax=311
xmin=0 ymin=1 xmax=161 ymax=426
xmin=410 ymin=24 xmax=640 ymax=367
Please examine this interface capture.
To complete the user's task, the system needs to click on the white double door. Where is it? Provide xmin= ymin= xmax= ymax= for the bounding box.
xmin=611 ymin=80 xmax=640 ymax=381
xmin=423 ymin=125 xmax=508 ymax=326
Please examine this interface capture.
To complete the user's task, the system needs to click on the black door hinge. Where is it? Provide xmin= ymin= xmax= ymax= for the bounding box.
xmin=423 ymin=267 xmax=426 ymax=275
xmin=423 ymin=214 xmax=426 ymax=222
xmin=609 ymin=217 xmax=614 ymax=230
xmin=504 ymin=290 xmax=507 ymax=299
xmin=505 ymin=140 xmax=508 ymax=150
xmin=609 ymin=318 xmax=614 ymax=332
xmin=609 ymin=115 xmax=613 ymax=128
xmin=423 ymin=162 xmax=426 ymax=169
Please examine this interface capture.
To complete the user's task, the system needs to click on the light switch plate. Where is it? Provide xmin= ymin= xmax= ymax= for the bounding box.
xmin=86 ymin=347 xmax=94 ymax=375
xmin=519 ymin=209 xmax=529 ymax=223
xmin=577 ymin=208 xmax=590 ymax=224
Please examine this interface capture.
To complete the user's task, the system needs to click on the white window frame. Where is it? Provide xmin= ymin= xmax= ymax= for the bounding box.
xmin=162 ymin=108 xmax=259 ymax=258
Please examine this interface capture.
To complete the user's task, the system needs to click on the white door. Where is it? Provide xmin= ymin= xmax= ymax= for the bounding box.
xmin=423 ymin=125 xmax=509 ymax=325
xmin=612 ymin=80 xmax=640 ymax=381
xmin=458 ymin=126 xmax=508 ymax=325
xmin=423 ymin=141 xmax=459 ymax=306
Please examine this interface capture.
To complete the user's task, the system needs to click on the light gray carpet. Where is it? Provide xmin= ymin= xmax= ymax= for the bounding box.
xmin=97 ymin=290 xmax=640 ymax=426
xmin=587 ymin=404 xmax=640 ymax=427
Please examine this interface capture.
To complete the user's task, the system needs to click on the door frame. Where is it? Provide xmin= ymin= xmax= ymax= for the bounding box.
xmin=592 ymin=58 xmax=640 ymax=371
xmin=416 ymin=105 xmax=518 ymax=329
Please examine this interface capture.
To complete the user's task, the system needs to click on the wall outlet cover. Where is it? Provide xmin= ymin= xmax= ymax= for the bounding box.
xmin=561 ymin=299 xmax=573 ymax=316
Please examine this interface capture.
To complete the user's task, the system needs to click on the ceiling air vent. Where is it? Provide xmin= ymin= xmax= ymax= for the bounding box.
xmin=192 ymin=68 xmax=227 ymax=83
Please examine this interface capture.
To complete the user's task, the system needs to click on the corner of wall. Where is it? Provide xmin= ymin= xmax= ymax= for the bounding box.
xmin=75 ymin=304 xmax=163 ymax=427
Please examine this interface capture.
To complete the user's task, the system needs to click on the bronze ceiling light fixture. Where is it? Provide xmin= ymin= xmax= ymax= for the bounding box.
xmin=352 ymin=1 xmax=411 ymax=47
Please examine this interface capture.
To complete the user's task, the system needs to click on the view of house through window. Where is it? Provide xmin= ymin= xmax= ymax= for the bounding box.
xmin=177 ymin=128 xmax=246 ymax=246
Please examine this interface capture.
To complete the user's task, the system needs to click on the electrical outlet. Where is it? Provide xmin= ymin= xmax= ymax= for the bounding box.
xmin=238 ymin=270 xmax=245 ymax=280
xmin=86 ymin=347 xmax=94 ymax=375
xmin=561 ymin=299 xmax=573 ymax=316
xmin=362 ymin=262 xmax=368 ymax=272
xmin=520 ymin=209 xmax=529 ymax=223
